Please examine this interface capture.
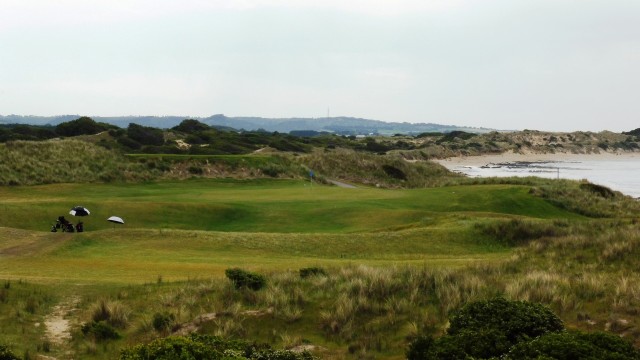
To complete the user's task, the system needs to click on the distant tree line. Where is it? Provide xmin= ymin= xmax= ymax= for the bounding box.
xmin=0 ymin=117 xmax=426 ymax=155
xmin=7 ymin=116 xmax=636 ymax=157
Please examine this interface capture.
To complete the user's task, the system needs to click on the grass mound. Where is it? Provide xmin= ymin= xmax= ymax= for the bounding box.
xmin=301 ymin=148 xmax=459 ymax=188
xmin=0 ymin=139 xmax=155 ymax=185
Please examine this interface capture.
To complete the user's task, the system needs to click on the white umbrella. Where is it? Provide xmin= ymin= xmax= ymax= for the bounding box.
xmin=107 ymin=216 xmax=124 ymax=224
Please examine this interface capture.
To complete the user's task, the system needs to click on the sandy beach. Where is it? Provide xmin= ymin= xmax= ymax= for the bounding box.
xmin=434 ymin=151 xmax=640 ymax=198
xmin=434 ymin=151 xmax=640 ymax=167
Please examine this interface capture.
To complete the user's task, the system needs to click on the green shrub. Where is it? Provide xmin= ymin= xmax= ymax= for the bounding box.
xmin=406 ymin=335 xmax=435 ymax=360
xmin=408 ymin=328 xmax=514 ymax=360
xmin=579 ymin=183 xmax=616 ymax=199
xmin=120 ymin=334 xmax=317 ymax=360
xmin=127 ymin=123 xmax=165 ymax=146
xmin=260 ymin=164 xmax=283 ymax=177
xmin=90 ymin=299 xmax=131 ymax=328
xmin=505 ymin=331 xmax=640 ymax=360
xmin=382 ymin=164 xmax=407 ymax=180
xmin=187 ymin=166 xmax=204 ymax=175
xmin=81 ymin=321 xmax=120 ymax=341
xmin=299 ymin=267 xmax=327 ymax=278
xmin=152 ymin=312 xmax=175 ymax=332
xmin=172 ymin=119 xmax=210 ymax=133
xmin=447 ymin=297 xmax=564 ymax=342
xmin=408 ymin=298 xmax=566 ymax=359
xmin=406 ymin=298 xmax=640 ymax=360
xmin=225 ymin=268 xmax=266 ymax=291
xmin=0 ymin=344 xmax=19 ymax=360
xmin=55 ymin=116 xmax=114 ymax=137
xmin=117 ymin=136 xmax=142 ymax=150
xmin=25 ymin=297 xmax=38 ymax=314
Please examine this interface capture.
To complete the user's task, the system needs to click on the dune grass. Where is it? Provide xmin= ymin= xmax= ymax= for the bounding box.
xmin=0 ymin=139 xmax=156 ymax=185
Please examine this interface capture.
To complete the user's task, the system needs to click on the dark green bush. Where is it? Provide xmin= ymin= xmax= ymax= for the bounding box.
xmin=127 ymin=123 xmax=165 ymax=146
xmin=25 ymin=297 xmax=38 ymax=314
xmin=448 ymin=297 xmax=564 ymax=342
xmin=382 ymin=164 xmax=407 ymax=180
xmin=188 ymin=166 xmax=204 ymax=175
xmin=363 ymin=138 xmax=390 ymax=153
xmin=579 ymin=183 xmax=616 ymax=199
xmin=299 ymin=267 xmax=327 ymax=278
xmin=436 ymin=130 xmax=477 ymax=144
xmin=407 ymin=328 xmax=514 ymax=360
xmin=506 ymin=331 xmax=640 ymax=360
xmin=172 ymin=119 xmax=210 ymax=134
xmin=407 ymin=298 xmax=640 ymax=360
xmin=406 ymin=335 xmax=435 ymax=360
xmin=120 ymin=334 xmax=317 ymax=360
xmin=225 ymin=268 xmax=266 ymax=291
xmin=408 ymin=298 xmax=566 ymax=359
xmin=81 ymin=321 xmax=120 ymax=341
xmin=260 ymin=164 xmax=283 ymax=177
xmin=116 ymin=136 xmax=142 ymax=150
xmin=0 ymin=344 xmax=19 ymax=360
xmin=55 ymin=116 xmax=114 ymax=137
xmin=152 ymin=312 xmax=175 ymax=332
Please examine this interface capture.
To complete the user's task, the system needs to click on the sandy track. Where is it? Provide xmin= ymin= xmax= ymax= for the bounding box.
xmin=44 ymin=296 xmax=80 ymax=359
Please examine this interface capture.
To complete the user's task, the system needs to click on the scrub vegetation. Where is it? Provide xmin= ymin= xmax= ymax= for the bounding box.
xmin=1 ymin=118 xmax=640 ymax=359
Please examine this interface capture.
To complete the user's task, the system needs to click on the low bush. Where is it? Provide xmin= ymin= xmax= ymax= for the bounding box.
xmin=120 ymin=334 xmax=317 ymax=360
xmin=447 ymin=297 xmax=564 ymax=342
xmin=0 ymin=344 xmax=19 ymax=360
xmin=260 ymin=163 xmax=283 ymax=177
xmin=407 ymin=298 xmax=640 ymax=360
xmin=187 ymin=166 xmax=204 ymax=175
xmin=408 ymin=298 xmax=565 ymax=359
xmin=505 ymin=331 xmax=640 ymax=360
xmin=381 ymin=164 xmax=407 ymax=180
xmin=81 ymin=321 xmax=120 ymax=341
xmin=579 ymin=183 xmax=616 ymax=199
xmin=90 ymin=299 xmax=131 ymax=328
xmin=225 ymin=268 xmax=266 ymax=291
xmin=408 ymin=329 xmax=511 ymax=360
xmin=152 ymin=312 xmax=175 ymax=332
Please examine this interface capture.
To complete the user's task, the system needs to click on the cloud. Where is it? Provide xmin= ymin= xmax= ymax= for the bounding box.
xmin=0 ymin=0 xmax=467 ymax=31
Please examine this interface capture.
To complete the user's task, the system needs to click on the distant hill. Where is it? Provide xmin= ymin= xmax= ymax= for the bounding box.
xmin=0 ymin=114 xmax=491 ymax=135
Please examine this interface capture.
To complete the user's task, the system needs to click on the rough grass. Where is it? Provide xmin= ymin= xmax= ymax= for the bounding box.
xmin=127 ymin=153 xmax=309 ymax=180
xmin=0 ymin=139 xmax=159 ymax=185
xmin=300 ymin=148 xmax=460 ymax=188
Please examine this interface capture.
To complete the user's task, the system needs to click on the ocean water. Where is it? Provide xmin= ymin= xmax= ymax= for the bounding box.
xmin=439 ymin=156 xmax=640 ymax=198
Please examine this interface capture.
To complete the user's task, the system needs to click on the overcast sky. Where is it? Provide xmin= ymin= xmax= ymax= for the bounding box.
xmin=1 ymin=0 xmax=638 ymax=132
